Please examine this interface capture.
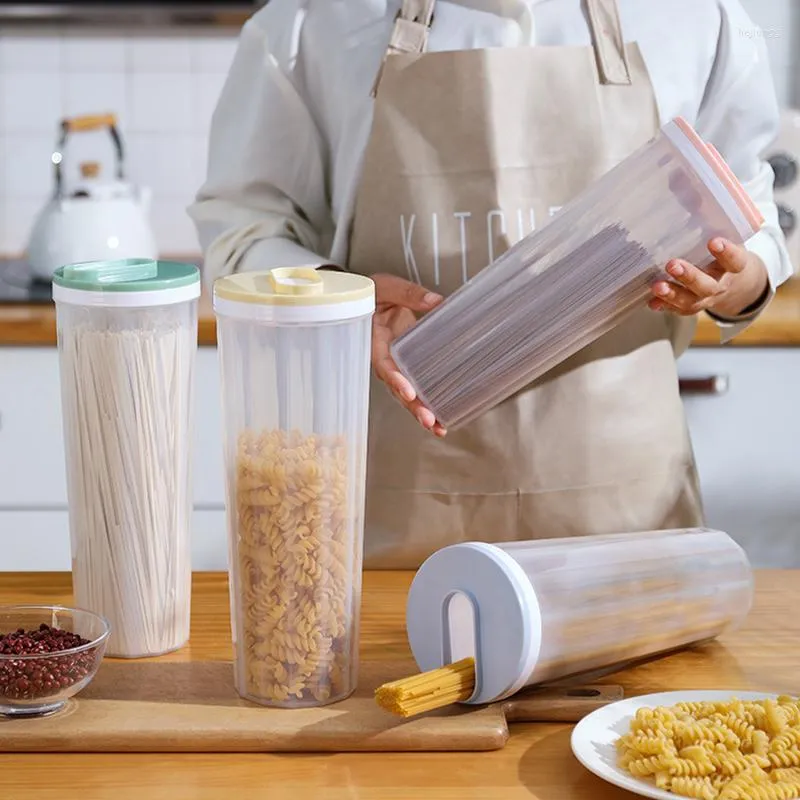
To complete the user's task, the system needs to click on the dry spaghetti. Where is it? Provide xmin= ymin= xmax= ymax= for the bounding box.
xmin=59 ymin=319 xmax=194 ymax=658
xmin=391 ymin=223 xmax=655 ymax=428
xmin=375 ymin=658 xmax=476 ymax=717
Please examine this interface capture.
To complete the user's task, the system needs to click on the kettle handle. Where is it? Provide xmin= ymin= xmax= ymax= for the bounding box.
xmin=52 ymin=113 xmax=125 ymax=197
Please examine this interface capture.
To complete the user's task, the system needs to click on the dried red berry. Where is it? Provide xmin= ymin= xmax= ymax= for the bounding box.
xmin=0 ymin=625 xmax=95 ymax=701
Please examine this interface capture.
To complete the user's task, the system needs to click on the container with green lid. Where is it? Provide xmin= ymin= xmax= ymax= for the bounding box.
xmin=213 ymin=266 xmax=375 ymax=708
xmin=53 ymin=258 xmax=200 ymax=658
xmin=52 ymin=257 xmax=200 ymax=306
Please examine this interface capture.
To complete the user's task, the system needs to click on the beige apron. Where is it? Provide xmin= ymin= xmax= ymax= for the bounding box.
xmin=348 ymin=0 xmax=704 ymax=569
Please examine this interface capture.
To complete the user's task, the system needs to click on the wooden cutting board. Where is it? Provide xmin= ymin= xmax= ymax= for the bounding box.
xmin=0 ymin=659 xmax=622 ymax=753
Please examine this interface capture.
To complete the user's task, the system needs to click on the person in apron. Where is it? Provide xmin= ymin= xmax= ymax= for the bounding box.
xmin=190 ymin=0 xmax=792 ymax=569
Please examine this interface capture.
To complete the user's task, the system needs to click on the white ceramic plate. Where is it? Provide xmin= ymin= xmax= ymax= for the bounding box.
xmin=570 ymin=690 xmax=779 ymax=799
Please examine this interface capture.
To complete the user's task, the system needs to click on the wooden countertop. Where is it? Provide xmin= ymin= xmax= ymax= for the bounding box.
xmin=0 ymin=569 xmax=797 ymax=799
xmin=3 ymin=280 xmax=800 ymax=347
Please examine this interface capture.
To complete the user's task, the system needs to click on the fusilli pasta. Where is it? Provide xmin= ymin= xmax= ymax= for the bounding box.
xmin=617 ymin=697 xmax=800 ymax=799
xmin=233 ymin=428 xmax=356 ymax=706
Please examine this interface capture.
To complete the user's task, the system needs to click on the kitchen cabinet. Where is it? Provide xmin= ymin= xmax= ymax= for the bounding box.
xmin=0 ymin=347 xmax=225 ymax=508
xmin=193 ymin=348 xmax=226 ymax=508
xmin=678 ymin=347 xmax=800 ymax=568
xmin=0 ymin=349 xmax=67 ymax=508
xmin=1 ymin=345 xmax=798 ymax=571
xmin=0 ymin=347 xmax=228 ymax=571
xmin=0 ymin=510 xmax=227 ymax=571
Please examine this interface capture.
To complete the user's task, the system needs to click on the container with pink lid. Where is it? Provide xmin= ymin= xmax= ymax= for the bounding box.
xmin=390 ymin=116 xmax=765 ymax=430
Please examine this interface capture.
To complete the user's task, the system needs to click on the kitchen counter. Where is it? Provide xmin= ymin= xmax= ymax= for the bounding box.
xmin=0 ymin=569 xmax=796 ymax=799
xmin=2 ymin=280 xmax=800 ymax=347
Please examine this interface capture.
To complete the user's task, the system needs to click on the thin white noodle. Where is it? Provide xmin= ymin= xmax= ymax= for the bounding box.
xmin=59 ymin=311 xmax=193 ymax=658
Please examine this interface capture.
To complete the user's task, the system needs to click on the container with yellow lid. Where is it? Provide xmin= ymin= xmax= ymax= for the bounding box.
xmin=213 ymin=267 xmax=375 ymax=708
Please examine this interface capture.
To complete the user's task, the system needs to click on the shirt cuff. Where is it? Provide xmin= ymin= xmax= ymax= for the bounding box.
xmin=238 ymin=236 xmax=339 ymax=272
xmin=703 ymin=231 xmax=780 ymax=343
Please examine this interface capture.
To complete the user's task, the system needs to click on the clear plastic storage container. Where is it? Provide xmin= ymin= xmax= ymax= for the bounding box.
xmin=391 ymin=117 xmax=765 ymax=429
xmin=406 ymin=528 xmax=753 ymax=705
xmin=53 ymin=258 xmax=200 ymax=658
xmin=214 ymin=268 xmax=375 ymax=707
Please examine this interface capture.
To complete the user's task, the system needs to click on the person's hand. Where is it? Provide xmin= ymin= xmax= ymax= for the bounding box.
xmin=370 ymin=273 xmax=447 ymax=437
xmin=648 ymin=238 xmax=769 ymax=319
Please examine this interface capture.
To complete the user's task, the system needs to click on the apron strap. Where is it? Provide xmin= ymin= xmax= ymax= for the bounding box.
xmin=398 ymin=0 xmax=436 ymax=26
xmin=372 ymin=0 xmax=631 ymax=95
xmin=371 ymin=0 xmax=437 ymax=97
xmin=585 ymin=0 xmax=632 ymax=86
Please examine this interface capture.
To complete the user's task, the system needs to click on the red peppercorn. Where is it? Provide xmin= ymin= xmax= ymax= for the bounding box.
xmin=0 ymin=625 xmax=95 ymax=701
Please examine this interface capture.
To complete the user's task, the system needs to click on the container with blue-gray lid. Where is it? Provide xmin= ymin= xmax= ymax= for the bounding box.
xmin=406 ymin=527 xmax=753 ymax=705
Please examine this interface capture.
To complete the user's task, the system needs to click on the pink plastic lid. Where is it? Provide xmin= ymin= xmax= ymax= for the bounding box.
xmin=674 ymin=116 xmax=764 ymax=232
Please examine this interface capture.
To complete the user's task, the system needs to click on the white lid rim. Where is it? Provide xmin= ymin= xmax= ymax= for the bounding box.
xmin=405 ymin=541 xmax=542 ymax=706
xmin=662 ymin=120 xmax=753 ymax=239
xmin=213 ymin=293 xmax=375 ymax=324
xmin=52 ymin=282 xmax=201 ymax=308
xmin=458 ymin=543 xmax=542 ymax=703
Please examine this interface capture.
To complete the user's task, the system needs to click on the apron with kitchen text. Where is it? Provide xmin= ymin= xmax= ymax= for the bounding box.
xmin=348 ymin=0 xmax=704 ymax=569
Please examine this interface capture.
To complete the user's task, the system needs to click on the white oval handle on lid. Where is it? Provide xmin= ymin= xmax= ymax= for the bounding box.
xmin=268 ymin=267 xmax=324 ymax=296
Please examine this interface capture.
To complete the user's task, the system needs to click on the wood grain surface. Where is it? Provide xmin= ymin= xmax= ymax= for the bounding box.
xmin=0 ymin=660 xmax=623 ymax=753
xmin=0 ymin=570 xmax=796 ymax=799
xmin=3 ymin=279 xmax=800 ymax=347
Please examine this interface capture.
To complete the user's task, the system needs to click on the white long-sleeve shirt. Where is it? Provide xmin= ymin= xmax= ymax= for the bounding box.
xmin=188 ymin=0 xmax=795 ymax=336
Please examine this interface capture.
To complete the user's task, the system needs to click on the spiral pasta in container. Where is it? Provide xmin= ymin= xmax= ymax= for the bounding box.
xmin=214 ymin=268 xmax=375 ymax=707
xmin=406 ymin=528 xmax=753 ymax=706
xmin=53 ymin=258 xmax=200 ymax=658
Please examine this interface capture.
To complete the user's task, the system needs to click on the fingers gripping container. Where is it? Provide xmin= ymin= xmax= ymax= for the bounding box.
xmin=53 ymin=258 xmax=200 ymax=658
xmin=214 ymin=268 xmax=376 ymax=707
xmin=406 ymin=528 xmax=753 ymax=706
xmin=390 ymin=117 xmax=766 ymax=430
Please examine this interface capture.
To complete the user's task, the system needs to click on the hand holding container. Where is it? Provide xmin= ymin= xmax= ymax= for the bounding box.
xmin=391 ymin=117 xmax=765 ymax=429
xmin=214 ymin=267 xmax=375 ymax=707
xmin=53 ymin=258 xmax=200 ymax=658
xmin=406 ymin=528 xmax=753 ymax=705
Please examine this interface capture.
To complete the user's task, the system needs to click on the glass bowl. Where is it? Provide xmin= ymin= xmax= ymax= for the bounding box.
xmin=0 ymin=605 xmax=110 ymax=717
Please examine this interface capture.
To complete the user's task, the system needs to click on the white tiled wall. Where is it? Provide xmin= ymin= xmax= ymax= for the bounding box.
xmin=0 ymin=29 xmax=239 ymax=256
xmin=739 ymin=0 xmax=798 ymax=109
xmin=0 ymin=7 xmax=795 ymax=260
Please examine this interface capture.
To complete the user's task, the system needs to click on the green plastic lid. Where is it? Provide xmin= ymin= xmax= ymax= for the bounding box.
xmin=52 ymin=258 xmax=200 ymax=292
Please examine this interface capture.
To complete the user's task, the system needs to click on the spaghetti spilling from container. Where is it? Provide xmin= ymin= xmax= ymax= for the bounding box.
xmin=377 ymin=527 xmax=753 ymax=716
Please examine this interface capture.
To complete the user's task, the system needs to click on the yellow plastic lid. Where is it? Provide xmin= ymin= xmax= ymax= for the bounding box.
xmin=213 ymin=268 xmax=375 ymax=323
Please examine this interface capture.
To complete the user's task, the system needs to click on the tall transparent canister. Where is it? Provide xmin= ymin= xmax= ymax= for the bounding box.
xmin=391 ymin=117 xmax=765 ymax=429
xmin=53 ymin=258 xmax=200 ymax=658
xmin=214 ymin=268 xmax=375 ymax=706
xmin=406 ymin=529 xmax=753 ymax=705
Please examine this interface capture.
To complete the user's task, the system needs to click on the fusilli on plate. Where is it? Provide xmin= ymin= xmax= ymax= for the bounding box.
xmin=572 ymin=691 xmax=799 ymax=800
